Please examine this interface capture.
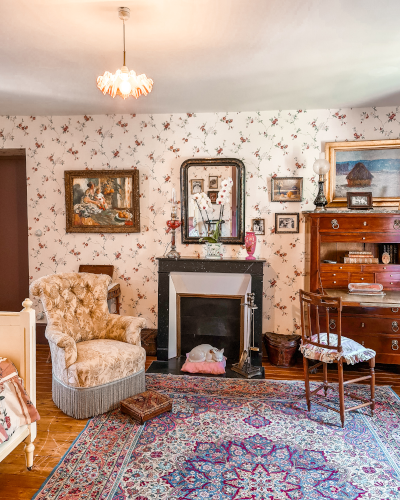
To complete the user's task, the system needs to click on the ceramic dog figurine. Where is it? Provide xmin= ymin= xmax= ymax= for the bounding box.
xmin=188 ymin=344 xmax=224 ymax=363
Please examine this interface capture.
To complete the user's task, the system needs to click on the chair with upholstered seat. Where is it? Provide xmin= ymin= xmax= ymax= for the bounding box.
xmin=30 ymin=272 xmax=146 ymax=419
xmin=299 ymin=289 xmax=376 ymax=427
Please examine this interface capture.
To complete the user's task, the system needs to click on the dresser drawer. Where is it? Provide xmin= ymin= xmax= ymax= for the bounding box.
xmin=349 ymin=273 xmax=375 ymax=283
xmin=345 ymin=333 xmax=400 ymax=361
xmin=319 ymin=216 xmax=400 ymax=232
xmin=320 ymin=315 xmax=400 ymax=335
xmin=376 ymin=272 xmax=400 ymax=288
xmin=320 ymin=264 xmax=362 ymax=272
xmin=320 ymin=272 xmax=348 ymax=288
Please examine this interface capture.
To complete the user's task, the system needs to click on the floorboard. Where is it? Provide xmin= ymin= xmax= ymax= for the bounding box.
xmin=0 ymin=345 xmax=398 ymax=499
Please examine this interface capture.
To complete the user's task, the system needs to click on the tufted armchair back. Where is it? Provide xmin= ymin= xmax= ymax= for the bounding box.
xmin=30 ymin=272 xmax=112 ymax=343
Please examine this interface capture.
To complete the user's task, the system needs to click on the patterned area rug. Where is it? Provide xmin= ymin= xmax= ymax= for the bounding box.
xmin=33 ymin=375 xmax=400 ymax=499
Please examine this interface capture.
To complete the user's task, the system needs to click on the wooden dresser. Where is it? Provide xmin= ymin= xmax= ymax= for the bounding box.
xmin=305 ymin=210 xmax=400 ymax=364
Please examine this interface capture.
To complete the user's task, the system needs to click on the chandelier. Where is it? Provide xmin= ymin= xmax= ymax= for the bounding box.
xmin=97 ymin=7 xmax=153 ymax=100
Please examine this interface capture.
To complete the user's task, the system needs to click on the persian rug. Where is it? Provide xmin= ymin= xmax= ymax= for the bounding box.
xmin=33 ymin=375 xmax=400 ymax=500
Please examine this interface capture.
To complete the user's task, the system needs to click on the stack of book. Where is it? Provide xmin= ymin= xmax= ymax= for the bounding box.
xmin=343 ymin=251 xmax=378 ymax=264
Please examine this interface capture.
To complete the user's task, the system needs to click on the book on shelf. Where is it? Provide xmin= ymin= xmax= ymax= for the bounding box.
xmin=343 ymin=257 xmax=379 ymax=263
xmin=347 ymin=253 xmax=373 ymax=259
xmin=347 ymin=251 xmax=373 ymax=255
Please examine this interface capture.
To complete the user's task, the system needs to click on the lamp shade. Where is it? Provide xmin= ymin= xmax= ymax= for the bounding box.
xmin=313 ymin=153 xmax=330 ymax=175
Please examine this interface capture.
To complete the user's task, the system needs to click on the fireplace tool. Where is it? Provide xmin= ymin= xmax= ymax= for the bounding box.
xmin=232 ymin=292 xmax=262 ymax=378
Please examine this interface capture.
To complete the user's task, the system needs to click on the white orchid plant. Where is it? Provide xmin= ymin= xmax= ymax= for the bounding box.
xmin=192 ymin=177 xmax=234 ymax=243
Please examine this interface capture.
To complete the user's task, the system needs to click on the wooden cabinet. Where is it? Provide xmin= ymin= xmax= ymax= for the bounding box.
xmin=305 ymin=211 xmax=400 ymax=364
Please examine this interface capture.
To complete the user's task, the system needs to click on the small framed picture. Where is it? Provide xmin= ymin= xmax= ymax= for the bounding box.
xmin=275 ymin=213 xmax=300 ymax=234
xmin=209 ymin=175 xmax=218 ymax=189
xmin=346 ymin=191 xmax=373 ymax=210
xmin=208 ymin=191 xmax=218 ymax=204
xmin=252 ymin=218 xmax=265 ymax=235
xmin=271 ymin=177 xmax=303 ymax=202
xmin=190 ymin=179 xmax=204 ymax=194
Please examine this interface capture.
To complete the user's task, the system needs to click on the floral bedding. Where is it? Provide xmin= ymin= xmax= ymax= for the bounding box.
xmin=0 ymin=358 xmax=40 ymax=443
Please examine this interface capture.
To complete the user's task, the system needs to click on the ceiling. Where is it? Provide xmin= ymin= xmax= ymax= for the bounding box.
xmin=2 ymin=0 xmax=400 ymax=116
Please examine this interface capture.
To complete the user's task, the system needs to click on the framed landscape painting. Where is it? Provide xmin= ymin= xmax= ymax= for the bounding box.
xmin=326 ymin=139 xmax=400 ymax=207
xmin=65 ymin=170 xmax=140 ymax=233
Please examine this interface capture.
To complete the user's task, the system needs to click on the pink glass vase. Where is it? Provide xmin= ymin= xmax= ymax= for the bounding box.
xmin=245 ymin=231 xmax=256 ymax=260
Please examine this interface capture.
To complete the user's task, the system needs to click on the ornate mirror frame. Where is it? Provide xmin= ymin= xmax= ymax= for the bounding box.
xmin=180 ymin=158 xmax=245 ymax=244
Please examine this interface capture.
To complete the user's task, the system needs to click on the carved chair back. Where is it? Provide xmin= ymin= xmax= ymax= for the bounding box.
xmin=299 ymin=289 xmax=343 ymax=352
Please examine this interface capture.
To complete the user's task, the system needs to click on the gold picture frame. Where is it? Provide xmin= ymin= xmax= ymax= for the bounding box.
xmin=65 ymin=170 xmax=140 ymax=233
xmin=326 ymin=139 xmax=400 ymax=207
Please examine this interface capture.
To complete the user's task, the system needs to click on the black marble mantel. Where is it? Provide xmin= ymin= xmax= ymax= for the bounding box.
xmin=156 ymin=257 xmax=266 ymax=364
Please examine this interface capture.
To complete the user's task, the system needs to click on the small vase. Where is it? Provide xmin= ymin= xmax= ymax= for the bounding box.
xmin=205 ymin=242 xmax=223 ymax=259
xmin=245 ymin=231 xmax=256 ymax=260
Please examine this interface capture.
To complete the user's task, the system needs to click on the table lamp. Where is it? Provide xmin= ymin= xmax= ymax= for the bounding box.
xmin=313 ymin=152 xmax=330 ymax=211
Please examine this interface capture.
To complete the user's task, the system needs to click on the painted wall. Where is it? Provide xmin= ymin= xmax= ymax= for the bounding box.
xmin=0 ymin=107 xmax=398 ymax=333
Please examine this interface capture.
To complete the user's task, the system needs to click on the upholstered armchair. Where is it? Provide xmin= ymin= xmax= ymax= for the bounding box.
xmin=30 ymin=272 xmax=146 ymax=419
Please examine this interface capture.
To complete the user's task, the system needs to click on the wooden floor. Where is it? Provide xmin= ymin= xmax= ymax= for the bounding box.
xmin=0 ymin=345 xmax=399 ymax=499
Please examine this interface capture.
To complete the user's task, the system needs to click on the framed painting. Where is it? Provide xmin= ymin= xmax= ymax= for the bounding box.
xmin=251 ymin=218 xmax=265 ymax=235
xmin=190 ymin=179 xmax=204 ymax=194
xmin=275 ymin=213 xmax=299 ymax=234
xmin=65 ymin=170 xmax=140 ymax=233
xmin=207 ymin=191 xmax=218 ymax=204
xmin=271 ymin=177 xmax=302 ymax=202
xmin=326 ymin=139 xmax=400 ymax=207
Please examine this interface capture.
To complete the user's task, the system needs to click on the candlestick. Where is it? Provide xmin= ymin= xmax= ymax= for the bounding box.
xmin=165 ymin=202 xmax=182 ymax=259
xmin=172 ymin=187 xmax=176 ymax=204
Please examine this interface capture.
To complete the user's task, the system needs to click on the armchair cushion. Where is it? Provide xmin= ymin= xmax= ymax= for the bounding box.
xmin=64 ymin=339 xmax=146 ymax=388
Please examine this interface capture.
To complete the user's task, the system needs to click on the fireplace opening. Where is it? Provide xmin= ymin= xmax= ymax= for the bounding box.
xmin=177 ymin=294 xmax=244 ymax=362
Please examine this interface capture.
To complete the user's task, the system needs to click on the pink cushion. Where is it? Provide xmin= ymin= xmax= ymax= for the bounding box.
xmin=181 ymin=354 xmax=226 ymax=374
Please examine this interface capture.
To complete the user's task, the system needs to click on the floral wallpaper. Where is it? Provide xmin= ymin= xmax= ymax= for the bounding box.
xmin=1 ymin=107 xmax=399 ymax=335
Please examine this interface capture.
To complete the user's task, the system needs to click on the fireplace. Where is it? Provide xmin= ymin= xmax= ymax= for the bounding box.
xmin=177 ymin=294 xmax=244 ymax=361
xmin=156 ymin=257 xmax=266 ymax=367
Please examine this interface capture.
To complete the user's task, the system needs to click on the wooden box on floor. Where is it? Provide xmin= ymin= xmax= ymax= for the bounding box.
xmin=120 ymin=390 xmax=172 ymax=425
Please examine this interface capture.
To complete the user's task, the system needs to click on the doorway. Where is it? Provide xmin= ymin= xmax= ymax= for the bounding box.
xmin=0 ymin=149 xmax=29 ymax=311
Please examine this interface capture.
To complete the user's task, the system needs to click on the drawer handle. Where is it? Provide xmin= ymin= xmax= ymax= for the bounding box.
xmin=392 ymin=321 xmax=399 ymax=332
xmin=362 ymin=237 xmax=366 ymax=240
xmin=331 ymin=219 xmax=339 ymax=229
xmin=363 ymin=221 xmax=367 ymax=226
xmin=339 ymin=266 xmax=343 ymax=269
xmin=361 ymin=341 xmax=365 ymax=346
xmin=384 ymin=267 xmax=387 ymax=270
xmin=391 ymin=282 xmax=394 ymax=285
xmin=361 ymin=322 xmax=365 ymax=328
xmin=394 ymin=220 xmax=400 ymax=230
xmin=333 ymin=273 xmax=336 ymax=276
xmin=392 ymin=340 xmax=399 ymax=351
xmin=392 ymin=308 xmax=399 ymax=313
xmin=361 ymin=278 xmax=364 ymax=280
xmin=329 ymin=319 xmax=336 ymax=330
xmin=333 ymin=281 xmax=336 ymax=284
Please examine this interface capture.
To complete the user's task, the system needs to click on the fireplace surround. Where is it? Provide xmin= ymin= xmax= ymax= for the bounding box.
xmin=157 ymin=257 xmax=266 ymax=366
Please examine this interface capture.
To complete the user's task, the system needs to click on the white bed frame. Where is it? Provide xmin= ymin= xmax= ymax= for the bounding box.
xmin=0 ymin=299 xmax=36 ymax=469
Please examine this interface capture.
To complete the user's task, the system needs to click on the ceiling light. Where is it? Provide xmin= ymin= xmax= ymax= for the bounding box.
xmin=97 ymin=7 xmax=153 ymax=100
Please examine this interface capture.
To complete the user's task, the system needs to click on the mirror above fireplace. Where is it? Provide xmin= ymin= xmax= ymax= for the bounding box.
xmin=180 ymin=158 xmax=245 ymax=244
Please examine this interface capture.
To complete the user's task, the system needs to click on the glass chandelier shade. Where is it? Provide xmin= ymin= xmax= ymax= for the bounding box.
xmin=97 ymin=7 xmax=153 ymax=100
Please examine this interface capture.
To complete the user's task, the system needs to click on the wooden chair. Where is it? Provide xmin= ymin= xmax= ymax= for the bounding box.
xmin=299 ymin=289 xmax=376 ymax=427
